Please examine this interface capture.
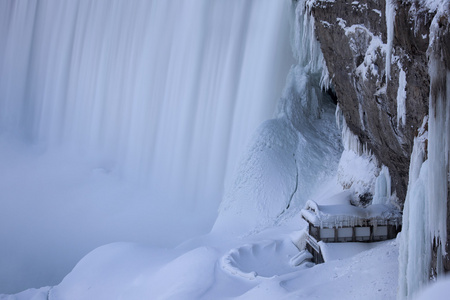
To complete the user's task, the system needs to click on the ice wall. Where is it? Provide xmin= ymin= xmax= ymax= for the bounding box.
xmin=0 ymin=0 xmax=293 ymax=209
xmin=213 ymin=0 xmax=342 ymax=235
xmin=398 ymin=1 xmax=450 ymax=298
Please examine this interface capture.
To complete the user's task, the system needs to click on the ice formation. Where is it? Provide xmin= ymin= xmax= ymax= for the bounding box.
xmin=385 ymin=0 xmax=396 ymax=83
xmin=214 ymin=0 xmax=342 ymax=235
xmin=396 ymin=67 xmax=407 ymax=127
xmin=373 ymin=166 xmax=392 ymax=205
xmin=398 ymin=1 xmax=450 ymax=298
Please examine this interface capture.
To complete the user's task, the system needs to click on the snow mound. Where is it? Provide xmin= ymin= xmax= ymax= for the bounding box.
xmin=214 ymin=118 xmax=299 ymax=235
xmin=415 ymin=276 xmax=450 ymax=300
xmin=220 ymin=239 xmax=306 ymax=280
xmin=0 ymin=287 xmax=49 ymax=300
xmin=47 ymin=243 xmax=218 ymax=300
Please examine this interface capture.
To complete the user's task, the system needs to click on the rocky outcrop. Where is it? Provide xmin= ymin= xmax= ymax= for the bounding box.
xmin=306 ymin=0 xmax=450 ymax=286
xmin=310 ymin=0 xmax=435 ymax=205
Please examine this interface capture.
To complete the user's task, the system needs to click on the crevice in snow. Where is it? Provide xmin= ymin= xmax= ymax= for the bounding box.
xmin=284 ymin=155 xmax=299 ymax=212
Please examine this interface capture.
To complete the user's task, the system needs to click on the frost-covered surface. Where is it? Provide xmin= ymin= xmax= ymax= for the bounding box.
xmin=301 ymin=200 xmax=402 ymax=228
xmin=336 ymin=120 xmax=380 ymax=199
xmin=415 ymin=276 xmax=450 ymax=300
xmin=319 ymin=240 xmax=383 ymax=262
xmin=0 ymin=226 xmax=401 ymax=300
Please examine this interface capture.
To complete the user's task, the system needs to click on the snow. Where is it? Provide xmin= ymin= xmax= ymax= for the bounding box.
xmin=220 ymin=239 xmax=306 ymax=279
xmin=301 ymin=200 xmax=402 ymax=228
xmin=214 ymin=0 xmax=342 ymax=236
xmin=337 ymin=133 xmax=379 ymax=197
xmin=372 ymin=9 xmax=382 ymax=17
xmin=415 ymin=276 xmax=450 ymax=300
xmin=319 ymin=240 xmax=381 ymax=262
xmin=0 ymin=229 xmax=401 ymax=300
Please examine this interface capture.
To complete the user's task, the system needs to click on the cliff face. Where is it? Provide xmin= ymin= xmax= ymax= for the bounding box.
xmin=310 ymin=0 xmax=434 ymax=205
xmin=307 ymin=0 xmax=450 ymax=290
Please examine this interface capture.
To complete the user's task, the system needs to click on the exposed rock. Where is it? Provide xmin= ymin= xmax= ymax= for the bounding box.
xmin=310 ymin=0 xmax=433 ymax=205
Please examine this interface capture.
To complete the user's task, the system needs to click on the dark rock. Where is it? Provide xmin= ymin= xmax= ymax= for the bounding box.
xmin=310 ymin=0 xmax=432 ymax=206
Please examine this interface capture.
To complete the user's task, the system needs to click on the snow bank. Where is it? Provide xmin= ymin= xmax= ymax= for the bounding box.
xmin=415 ymin=276 xmax=450 ymax=300
xmin=238 ymin=239 xmax=399 ymax=300
xmin=47 ymin=243 xmax=217 ymax=300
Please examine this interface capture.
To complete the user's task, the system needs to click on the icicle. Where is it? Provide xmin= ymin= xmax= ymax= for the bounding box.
xmin=340 ymin=118 xmax=373 ymax=157
xmin=319 ymin=57 xmax=332 ymax=91
xmin=373 ymin=165 xmax=392 ymax=205
xmin=397 ymin=131 xmax=429 ymax=299
xmin=397 ymin=66 xmax=407 ymax=127
xmin=335 ymin=104 xmax=342 ymax=131
xmin=427 ymin=57 xmax=448 ymax=264
xmin=385 ymin=0 xmax=396 ymax=83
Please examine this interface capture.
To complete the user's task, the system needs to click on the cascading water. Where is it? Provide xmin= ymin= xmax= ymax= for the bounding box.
xmin=0 ymin=0 xmax=293 ymax=206
xmin=0 ymin=0 xmax=294 ymax=293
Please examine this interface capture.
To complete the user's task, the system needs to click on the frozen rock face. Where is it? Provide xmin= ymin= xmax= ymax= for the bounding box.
xmin=306 ymin=0 xmax=450 ymax=292
xmin=310 ymin=0 xmax=435 ymax=204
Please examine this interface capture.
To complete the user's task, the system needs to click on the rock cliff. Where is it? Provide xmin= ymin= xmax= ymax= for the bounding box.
xmin=309 ymin=0 xmax=440 ymax=205
xmin=305 ymin=0 xmax=450 ymax=289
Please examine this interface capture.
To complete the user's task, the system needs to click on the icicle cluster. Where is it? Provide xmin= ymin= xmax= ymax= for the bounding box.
xmin=291 ymin=0 xmax=332 ymax=90
xmin=398 ymin=1 xmax=450 ymax=298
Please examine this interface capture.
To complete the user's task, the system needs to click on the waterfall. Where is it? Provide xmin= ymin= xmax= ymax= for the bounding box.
xmin=0 ymin=0 xmax=293 ymax=208
xmin=0 ymin=0 xmax=294 ymax=293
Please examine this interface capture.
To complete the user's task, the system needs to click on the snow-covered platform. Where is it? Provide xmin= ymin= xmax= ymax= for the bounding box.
xmin=301 ymin=200 xmax=402 ymax=263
